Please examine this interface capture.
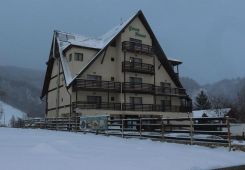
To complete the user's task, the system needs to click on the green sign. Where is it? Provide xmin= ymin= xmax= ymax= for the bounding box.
xmin=129 ymin=25 xmax=146 ymax=38
xmin=129 ymin=26 xmax=140 ymax=32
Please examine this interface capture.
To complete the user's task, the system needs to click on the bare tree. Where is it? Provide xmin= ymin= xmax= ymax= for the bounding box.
xmin=237 ymin=84 xmax=245 ymax=122
xmin=10 ymin=116 xmax=16 ymax=128
xmin=209 ymin=95 xmax=233 ymax=117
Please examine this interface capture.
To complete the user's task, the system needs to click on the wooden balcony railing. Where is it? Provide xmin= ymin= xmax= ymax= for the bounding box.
xmin=122 ymin=103 xmax=155 ymax=111
xmin=122 ymin=41 xmax=153 ymax=55
xmin=155 ymin=86 xmax=186 ymax=96
xmin=73 ymin=101 xmax=192 ymax=113
xmin=122 ymin=82 xmax=155 ymax=94
xmin=122 ymin=61 xmax=154 ymax=74
xmin=73 ymin=101 xmax=121 ymax=111
xmin=74 ymin=79 xmax=121 ymax=92
xmin=172 ymin=88 xmax=186 ymax=96
xmin=73 ymin=79 xmax=187 ymax=96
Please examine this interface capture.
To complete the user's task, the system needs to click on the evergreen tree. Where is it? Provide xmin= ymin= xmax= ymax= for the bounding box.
xmin=194 ymin=90 xmax=211 ymax=110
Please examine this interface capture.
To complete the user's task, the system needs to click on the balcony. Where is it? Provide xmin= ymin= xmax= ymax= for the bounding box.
xmin=122 ymin=82 xmax=155 ymax=94
xmin=73 ymin=101 xmax=121 ymax=111
xmin=122 ymin=61 xmax=154 ymax=74
xmin=122 ymin=103 xmax=156 ymax=111
xmin=73 ymin=101 xmax=191 ymax=113
xmin=73 ymin=79 xmax=121 ymax=92
xmin=155 ymin=86 xmax=187 ymax=96
xmin=122 ymin=41 xmax=153 ymax=55
xmin=172 ymin=88 xmax=186 ymax=96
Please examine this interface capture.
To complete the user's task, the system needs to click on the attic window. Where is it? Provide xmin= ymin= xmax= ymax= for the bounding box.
xmin=74 ymin=53 xmax=83 ymax=61
xmin=69 ymin=54 xmax=72 ymax=62
xmin=111 ymin=40 xmax=116 ymax=47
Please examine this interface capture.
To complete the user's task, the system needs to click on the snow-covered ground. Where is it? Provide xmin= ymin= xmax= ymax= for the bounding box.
xmin=0 ymin=128 xmax=244 ymax=170
xmin=0 ymin=101 xmax=27 ymax=126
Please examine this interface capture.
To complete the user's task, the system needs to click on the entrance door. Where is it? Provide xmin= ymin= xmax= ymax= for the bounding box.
xmin=161 ymin=100 xmax=171 ymax=112
xmin=87 ymin=75 xmax=102 ymax=88
xmin=130 ymin=97 xmax=142 ymax=110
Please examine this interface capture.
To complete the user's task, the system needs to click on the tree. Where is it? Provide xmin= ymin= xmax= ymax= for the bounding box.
xmin=194 ymin=90 xmax=211 ymax=110
xmin=209 ymin=95 xmax=233 ymax=117
xmin=237 ymin=84 xmax=245 ymax=122
xmin=0 ymin=103 xmax=3 ymax=121
xmin=0 ymin=104 xmax=3 ymax=126
xmin=10 ymin=116 xmax=16 ymax=128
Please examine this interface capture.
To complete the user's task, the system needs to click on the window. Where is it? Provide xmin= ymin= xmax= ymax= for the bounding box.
xmin=111 ymin=40 xmax=116 ymax=47
xmin=111 ymin=57 xmax=115 ymax=62
xmin=87 ymin=96 xmax=101 ymax=103
xmin=160 ymin=82 xmax=171 ymax=88
xmin=87 ymin=75 xmax=102 ymax=81
xmin=74 ymin=53 xmax=83 ymax=61
xmin=130 ymin=97 xmax=142 ymax=104
xmin=111 ymin=77 xmax=115 ymax=81
xmin=160 ymin=82 xmax=171 ymax=93
xmin=130 ymin=57 xmax=142 ymax=63
xmin=69 ymin=54 xmax=72 ymax=62
xmin=111 ymin=97 xmax=115 ymax=101
xmin=129 ymin=38 xmax=142 ymax=44
xmin=129 ymin=77 xmax=142 ymax=84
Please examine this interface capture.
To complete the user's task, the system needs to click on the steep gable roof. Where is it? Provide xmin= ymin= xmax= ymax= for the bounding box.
xmin=67 ymin=10 xmax=183 ymax=88
xmin=41 ymin=10 xmax=184 ymax=98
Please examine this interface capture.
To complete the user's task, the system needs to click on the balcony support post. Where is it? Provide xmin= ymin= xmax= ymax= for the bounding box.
xmin=123 ymin=51 xmax=126 ymax=108
xmin=153 ymin=54 xmax=156 ymax=105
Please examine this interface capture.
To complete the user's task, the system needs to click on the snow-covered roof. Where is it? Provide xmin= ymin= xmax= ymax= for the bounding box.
xmin=56 ymin=12 xmax=135 ymax=51
xmin=168 ymin=58 xmax=182 ymax=66
xmin=192 ymin=108 xmax=231 ymax=118
xmin=55 ymin=11 xmax=137 ymax=86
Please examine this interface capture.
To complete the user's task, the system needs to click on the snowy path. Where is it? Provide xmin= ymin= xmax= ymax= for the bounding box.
xmin=0 ymin=128 xmax=244 ymax=170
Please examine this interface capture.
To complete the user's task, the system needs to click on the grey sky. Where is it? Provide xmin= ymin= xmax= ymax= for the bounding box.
xmin=0 ymin=0 xmax=244 ymax=84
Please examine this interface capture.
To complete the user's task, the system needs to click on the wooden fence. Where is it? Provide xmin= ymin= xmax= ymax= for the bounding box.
xmin=24 ymin=116 xmax=232 ymax=150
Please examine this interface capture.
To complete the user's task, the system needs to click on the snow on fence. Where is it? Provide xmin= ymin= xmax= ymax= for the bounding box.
xmin=24 ymin=116 xmax=233 ymax=150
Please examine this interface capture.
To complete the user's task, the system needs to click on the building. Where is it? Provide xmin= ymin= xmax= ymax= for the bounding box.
xmin=41 ymin=10 xmax=192 ymax=119
xmin=192 ymin=108 xmax=232 ymax=118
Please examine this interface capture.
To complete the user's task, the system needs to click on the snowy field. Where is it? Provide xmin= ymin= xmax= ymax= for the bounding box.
xmin=0 ymin=128 xmax=245 ymax=170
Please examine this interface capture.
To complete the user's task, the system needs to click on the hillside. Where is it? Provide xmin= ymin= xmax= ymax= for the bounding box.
xmin=0 ymin=66 xmax=45 ymax=117
xmin=180 ymin=77 xmax=245 ymax=104
xmin=0 ymin=101 xmax=27 ymax=126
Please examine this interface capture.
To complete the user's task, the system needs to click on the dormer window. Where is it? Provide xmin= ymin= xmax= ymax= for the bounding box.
xmin=74 ymin=53 xmax=83 ymax=61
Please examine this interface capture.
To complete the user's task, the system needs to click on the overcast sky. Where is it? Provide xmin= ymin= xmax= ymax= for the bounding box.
xmin=0 ymin=0 xmax=244 ymax=84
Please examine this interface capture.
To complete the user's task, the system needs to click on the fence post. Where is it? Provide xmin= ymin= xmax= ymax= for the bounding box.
xmin=190 ymin=117 xmax=193 ymax=145
xmin=226 ymin=117 xmax=231 ymax=151
xmin=139 ymin=118 xmax=142 ymax=137
xmin=122 ymin=119 xmax=124 ymax=138
xmin=161 ymin=118 xmax=165 ymax=141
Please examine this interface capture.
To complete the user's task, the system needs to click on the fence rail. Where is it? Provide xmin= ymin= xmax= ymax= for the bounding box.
xmin=24 ymin=116 xmax=233 ymax=150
